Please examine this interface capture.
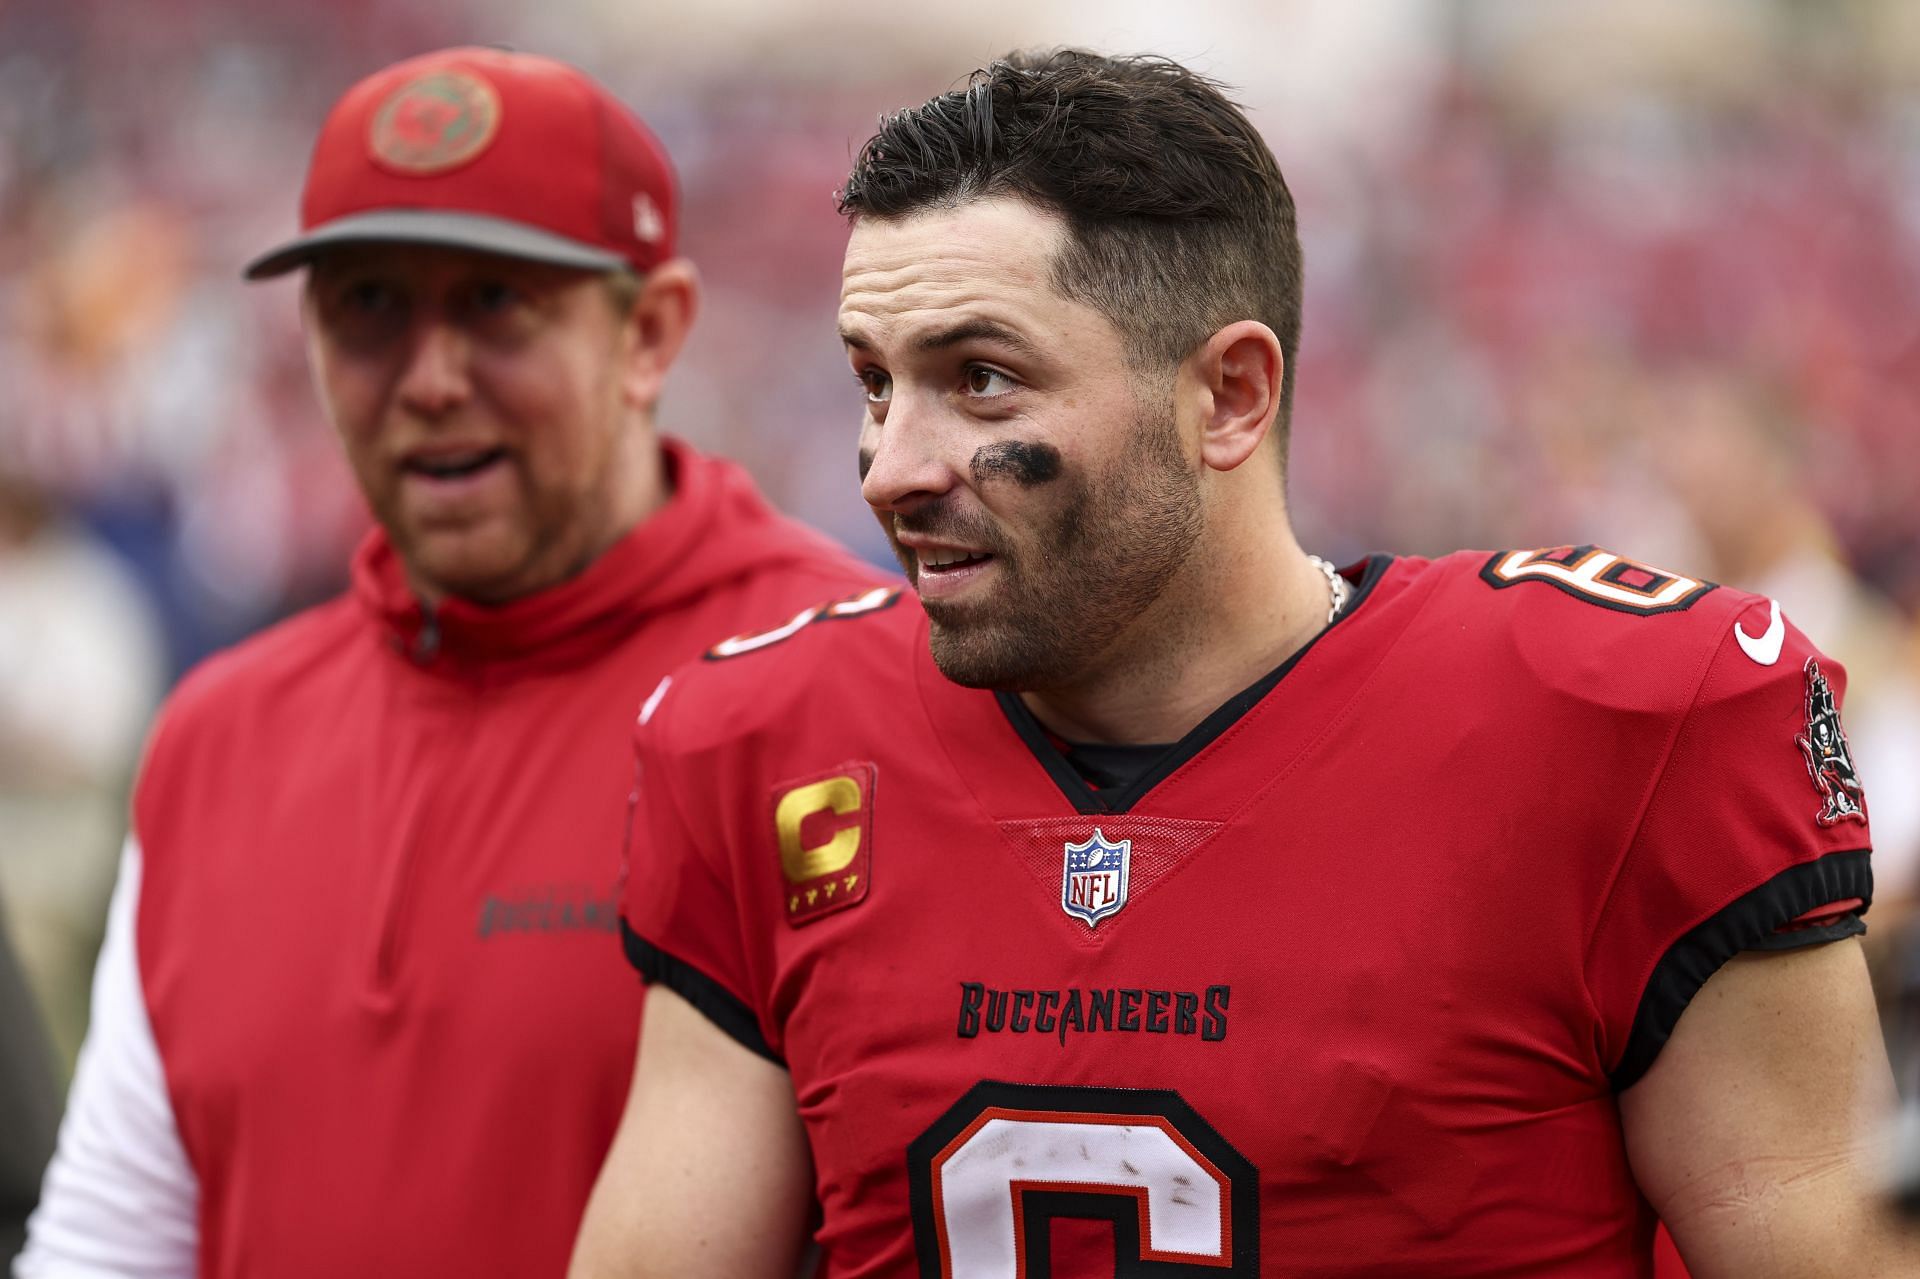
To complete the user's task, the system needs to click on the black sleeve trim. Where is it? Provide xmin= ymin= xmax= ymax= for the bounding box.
xmin=620 ymin=919 xmax=783 ymax=1067
xmin=1612 ymin=847 xmax=1872 ymax=1092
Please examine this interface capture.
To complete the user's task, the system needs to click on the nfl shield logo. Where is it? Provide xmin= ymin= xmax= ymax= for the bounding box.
xmin=1062 ymin=829 xmax=1131 ymax=927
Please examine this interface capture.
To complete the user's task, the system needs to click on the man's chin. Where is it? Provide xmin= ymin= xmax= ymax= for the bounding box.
xmin=925 ymin=616 xmax=1048 ymax=691
xmin=398 ymin=531 xmax=536 ymax=605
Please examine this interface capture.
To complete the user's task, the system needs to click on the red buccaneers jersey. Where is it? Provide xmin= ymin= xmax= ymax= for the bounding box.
xmin=621 ymin=549 xmax=1874 ymax=1278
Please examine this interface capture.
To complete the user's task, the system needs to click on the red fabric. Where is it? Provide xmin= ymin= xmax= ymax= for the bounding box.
xmin=1654 ymin=1224 xmax=1692 ymax=1278
xmin=625 ymin=550 xmax=1872 ymax=1277
xmin=132 ymin=438 xmax=888 ymax=1279
xmin=1779 ymin=899 xmax=1865 ymax=931
xmin=298 ymin=46 xmax=676 ymax=271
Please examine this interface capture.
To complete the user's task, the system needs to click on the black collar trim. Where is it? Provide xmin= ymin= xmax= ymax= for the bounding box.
xmin=996 ymin=555 xmax=1395 ymax=815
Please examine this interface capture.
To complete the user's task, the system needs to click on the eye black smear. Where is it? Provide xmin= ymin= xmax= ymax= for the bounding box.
xmin=858 ymin=448 xmax=875 ymax=482
xmin=970 ymin=440 xmax=1061 ymax=487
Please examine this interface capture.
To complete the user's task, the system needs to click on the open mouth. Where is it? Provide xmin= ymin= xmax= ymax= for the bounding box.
xmin=917 ymin=548 xmax=994 ymax=576
xmin=404 ymin=448 xmax=507 ymax=481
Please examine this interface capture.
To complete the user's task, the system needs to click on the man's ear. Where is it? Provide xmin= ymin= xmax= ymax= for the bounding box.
xmin=621 ymin=258 xmax=701 ymax=410
xmin=1187 ymin=320 xmax=1284 ymax=473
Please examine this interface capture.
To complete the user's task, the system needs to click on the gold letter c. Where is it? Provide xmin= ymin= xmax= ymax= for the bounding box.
xmin=775 ymin=776 xmax=863 ymax=882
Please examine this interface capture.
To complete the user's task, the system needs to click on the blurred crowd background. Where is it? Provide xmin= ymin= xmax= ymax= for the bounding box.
xmin=1 ymin=0 xmax=1916 ymax=1102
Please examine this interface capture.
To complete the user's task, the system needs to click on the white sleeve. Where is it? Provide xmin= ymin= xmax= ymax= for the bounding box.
xmin=14 ymin=838 xmax=198 ymax=1279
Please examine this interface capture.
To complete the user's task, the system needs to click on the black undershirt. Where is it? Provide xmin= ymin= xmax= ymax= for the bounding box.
xmin=1058 ymin=739 xmax=1171 ymax=792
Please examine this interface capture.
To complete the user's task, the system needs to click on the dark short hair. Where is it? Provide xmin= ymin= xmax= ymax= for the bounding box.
xmin=839 ymin=49 xmax=1304 ymax=447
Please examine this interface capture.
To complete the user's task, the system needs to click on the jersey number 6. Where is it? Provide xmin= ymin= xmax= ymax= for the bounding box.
xmin=907 ymin=1081 xmax=1260 ymax=1277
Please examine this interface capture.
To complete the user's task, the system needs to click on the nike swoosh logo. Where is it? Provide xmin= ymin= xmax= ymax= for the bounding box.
xmin=1735 ymin=599 xmax=1784 ymax=666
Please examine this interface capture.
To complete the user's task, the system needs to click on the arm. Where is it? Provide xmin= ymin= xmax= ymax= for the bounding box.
xmin=14 ymin=839 xmax=198 ymax=1279
xmin=1622 ymin=938 xmax=1920 ymax=1278
xmin=569 ymin=984 xmax=814 ymax=1279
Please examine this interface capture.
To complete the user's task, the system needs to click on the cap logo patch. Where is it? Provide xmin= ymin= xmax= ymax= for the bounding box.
xmin=1796 ymin=657 xmax=1867 ymax=827
xmin=369 ymin=69 xmax=502 ymax=174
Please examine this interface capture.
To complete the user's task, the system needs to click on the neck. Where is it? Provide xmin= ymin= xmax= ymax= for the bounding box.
xmin=601 ymin=416 xmax=672 ymax=552
xmin=1019 ymin=503 xmax=1332 ymax=746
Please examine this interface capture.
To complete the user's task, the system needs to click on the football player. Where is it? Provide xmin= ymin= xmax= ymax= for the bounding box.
xmin=572 ymin=51 xmax=1914 ymax=1277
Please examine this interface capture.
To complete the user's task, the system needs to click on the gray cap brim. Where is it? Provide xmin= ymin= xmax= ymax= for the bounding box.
xmin=242 ymin=209 xmax=627 ymax=280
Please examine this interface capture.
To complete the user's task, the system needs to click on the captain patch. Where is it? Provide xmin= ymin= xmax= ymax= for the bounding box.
xmin=773 ymin=763 xmax=876 ymax=925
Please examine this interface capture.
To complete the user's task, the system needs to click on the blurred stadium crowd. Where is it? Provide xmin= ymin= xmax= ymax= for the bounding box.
xmin=1 ymin=0 xmax=1917 ymax=1073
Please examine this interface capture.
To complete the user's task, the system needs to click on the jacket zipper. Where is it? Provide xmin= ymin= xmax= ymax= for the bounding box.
xmin=413 ymin=605 xmax=441 ymax=663
xmin=368 ymin=600 xmax=447 ymax=1001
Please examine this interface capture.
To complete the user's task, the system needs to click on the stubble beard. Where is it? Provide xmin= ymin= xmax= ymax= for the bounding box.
xmin=385 ymin=467 xmax=586 ymax=606
xmin=921 ymin=407 xmax=1204 ymax=691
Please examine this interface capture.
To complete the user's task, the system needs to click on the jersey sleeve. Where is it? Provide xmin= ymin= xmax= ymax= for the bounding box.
xmin=1587 ymin=598 xmax=1874 ymax=1090
xmin=618 ymin=677 xmax=780 ymax=1065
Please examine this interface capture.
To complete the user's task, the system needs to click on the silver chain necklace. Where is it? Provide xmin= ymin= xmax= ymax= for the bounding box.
xmin=1307 ymin=555 xmax=1350 ymax=626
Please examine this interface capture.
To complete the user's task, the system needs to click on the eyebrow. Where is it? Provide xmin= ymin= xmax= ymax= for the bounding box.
xmin=838 ymin=318 xmax=1043 ymax=361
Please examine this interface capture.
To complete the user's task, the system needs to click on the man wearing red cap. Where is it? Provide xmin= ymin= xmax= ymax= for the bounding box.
xmin=18 ymin=47 xmax=886 ymax=1278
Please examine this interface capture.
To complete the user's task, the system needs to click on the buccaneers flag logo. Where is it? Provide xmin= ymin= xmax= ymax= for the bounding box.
xmin=1795 ymin=658 xmax=1867 ymax=827
xmin=369 ymin=69 xmax=501 ymax=174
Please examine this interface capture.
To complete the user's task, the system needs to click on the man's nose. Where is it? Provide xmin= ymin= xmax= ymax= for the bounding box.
xmin=859 ymin=397 xmax=958 ymax=515
xmin=394 ymin=317 xmax=472 ymax=416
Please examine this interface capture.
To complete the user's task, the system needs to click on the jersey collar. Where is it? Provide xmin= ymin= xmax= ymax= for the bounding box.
xmin=914 ymin=555 xmax=1407 ymax=818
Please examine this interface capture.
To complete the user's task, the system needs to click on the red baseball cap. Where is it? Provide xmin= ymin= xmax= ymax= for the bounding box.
xmin=244 ymin=47 xmax=676 ymax=280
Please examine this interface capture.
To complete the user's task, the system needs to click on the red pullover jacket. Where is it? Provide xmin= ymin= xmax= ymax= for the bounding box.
xmin=24 ymin=438 xmax=888 ymax=1278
